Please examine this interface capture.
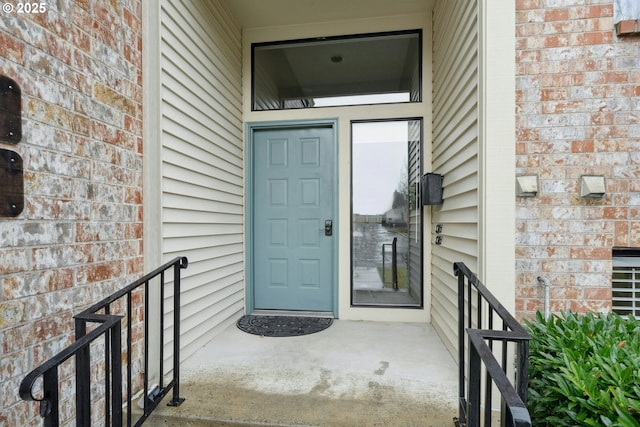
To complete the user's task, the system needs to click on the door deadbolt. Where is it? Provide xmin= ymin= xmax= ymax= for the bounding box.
xmin=324 ymin=220 xmax=333 ymax=236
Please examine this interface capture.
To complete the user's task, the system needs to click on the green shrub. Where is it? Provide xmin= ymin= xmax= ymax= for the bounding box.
xmin=525 ymin=311 xmax=640 ymax=427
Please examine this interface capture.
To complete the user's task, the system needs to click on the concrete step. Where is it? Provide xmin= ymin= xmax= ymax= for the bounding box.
xmin=136 ymin=320 xmax=459 ymax=427
xmin=139 ymin=380 xmax=457 ymax=427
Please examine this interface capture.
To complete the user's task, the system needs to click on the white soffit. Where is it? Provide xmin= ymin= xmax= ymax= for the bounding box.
xmin=221 ymin=0 xmax=434 ymax=28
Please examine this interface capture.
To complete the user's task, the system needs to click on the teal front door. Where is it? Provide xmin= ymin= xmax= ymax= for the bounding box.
xmin=252 ymin=125 xmax=336 ymax=312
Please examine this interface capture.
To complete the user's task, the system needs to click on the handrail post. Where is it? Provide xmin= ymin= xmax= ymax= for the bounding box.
xmin=391 ymin=237 xmax=398 ymax=289
xmin=168 ymin=257 xmax=187 ymax=406
xmin=75 ymin=317 xmax=91 ymax=427
xmin=455 ymin=263 xmax=467 ymax=426
xmin=517 ymin=341 xmax=529 ymax=403
xmin=468 ymin=342 xmax=481 ymax=427
xmin=42 ymin=368 xmax=59 ymax=427
xmin=143 ymin=279 xmax=150 ymax=415
xmin=111 ymin=321 xmax=123 ymax=427
xmin=382 ymin=243 xmax=387 ymax=284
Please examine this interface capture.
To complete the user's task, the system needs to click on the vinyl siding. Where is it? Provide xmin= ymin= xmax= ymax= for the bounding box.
xmin=408 ymin=122 xmax=422 ymax=302
xmin=160 ymin=0 xmax=244 ymax=362
xmin=431 ymin=0 xmax=479 ymax=356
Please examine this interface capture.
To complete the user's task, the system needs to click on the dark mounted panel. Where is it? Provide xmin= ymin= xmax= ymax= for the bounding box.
xmin=0 ymin=148 xmax=24 ymax=216
xmin=422 ymin=173 xmax=443 ymax=205
xmin=0 ymin=75 xmax=22 ymax=143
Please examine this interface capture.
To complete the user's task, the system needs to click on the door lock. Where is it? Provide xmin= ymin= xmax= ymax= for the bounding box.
xmin=324 ymin=220 xmax=333 ymax=236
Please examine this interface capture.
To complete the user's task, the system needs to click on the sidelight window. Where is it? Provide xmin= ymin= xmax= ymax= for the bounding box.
xmin=351 ymin=119 xmax=423 ymax=307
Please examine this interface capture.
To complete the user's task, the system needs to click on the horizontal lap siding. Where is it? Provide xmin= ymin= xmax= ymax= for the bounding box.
xmin=431 ymin=0 xmax=478 ymax=356
xmin=161 ymin=0 xmax=244 ymax=361
xmin=408 ymin=124 xmax=422 ymax=302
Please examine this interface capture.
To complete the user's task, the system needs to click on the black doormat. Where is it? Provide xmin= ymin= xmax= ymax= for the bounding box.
xmin=236 ymin=315 xmax=333 ymax=337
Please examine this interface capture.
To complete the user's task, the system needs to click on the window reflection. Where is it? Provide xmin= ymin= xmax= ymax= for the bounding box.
xmin=351 ymin=120 xmax=422 ymax=307
xmin=252 ymin=30 xmax=421 ymax=111
xmin=615 ymin=0 xmax=640 ymax=23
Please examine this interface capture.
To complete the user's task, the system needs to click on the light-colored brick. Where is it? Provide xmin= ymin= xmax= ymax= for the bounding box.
xmin=0 ymin=2 xmax=143 ymax=425
xmin=516 ymin=0 xmax=638 ymax=321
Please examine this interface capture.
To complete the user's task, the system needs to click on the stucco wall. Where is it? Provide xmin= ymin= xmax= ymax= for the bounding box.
xmin=515 ymin=0 xmax=640 ymax=319
xmin=0 ymin=1 xmax=143 ymax=425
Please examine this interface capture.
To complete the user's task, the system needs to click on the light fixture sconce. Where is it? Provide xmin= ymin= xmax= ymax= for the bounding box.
xmin=580 ymin=175 xmax=606 ymax=199
xmin=516 ymin=174 xmax=538 ymax=198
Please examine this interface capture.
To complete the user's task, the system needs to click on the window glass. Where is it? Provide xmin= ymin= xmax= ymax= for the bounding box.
xmin=351 ymin=120 xmax=422 ymax=307
xmin=615 ymin=0 xmax=640 ymax=23
xmin=252 ymin=31 xmax=421 ymax=111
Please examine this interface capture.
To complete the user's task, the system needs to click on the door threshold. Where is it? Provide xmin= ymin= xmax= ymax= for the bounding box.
xmin=251 ymin=309 xmax=334 ymax=319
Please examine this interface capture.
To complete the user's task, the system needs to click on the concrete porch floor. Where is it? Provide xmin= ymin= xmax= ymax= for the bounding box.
xmin=146 ymin=319 xmax=459 ymax=426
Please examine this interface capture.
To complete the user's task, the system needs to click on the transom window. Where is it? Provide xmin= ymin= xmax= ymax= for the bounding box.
xmin=252 ymin=30 xmax=422 ymax=111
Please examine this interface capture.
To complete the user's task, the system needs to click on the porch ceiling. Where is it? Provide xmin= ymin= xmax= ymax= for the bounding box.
xmin=221 ymin=0 xmax=434 ymax=28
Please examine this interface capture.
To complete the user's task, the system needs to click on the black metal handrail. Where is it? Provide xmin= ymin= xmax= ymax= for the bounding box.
xmin=19 ymin=256 xmax=188 ymax=427
xmin=382 ymin=237 xmax=398 ymax=289
xmin=453 ymin=262 xmax=531 ymax=427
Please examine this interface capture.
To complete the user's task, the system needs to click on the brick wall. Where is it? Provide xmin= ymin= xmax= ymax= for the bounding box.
xmin=516 ymin=0 xmax=640 ymax=319
xmin=0 ymin=1 xmax=143 ymax=425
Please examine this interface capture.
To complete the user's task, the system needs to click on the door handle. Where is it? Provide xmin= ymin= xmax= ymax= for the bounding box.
xmin=324 ymin=220 xmax=333 ymax=236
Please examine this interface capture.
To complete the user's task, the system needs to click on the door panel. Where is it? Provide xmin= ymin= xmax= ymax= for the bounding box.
xmin=252 ymin=126 xmax=335 ymax=312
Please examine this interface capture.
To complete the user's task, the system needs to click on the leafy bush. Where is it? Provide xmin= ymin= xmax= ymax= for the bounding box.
xmin=525 ymin=311 xmax=640 ymax=427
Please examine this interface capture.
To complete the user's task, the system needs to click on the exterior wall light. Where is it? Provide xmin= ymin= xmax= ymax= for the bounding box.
xmin=580 ymin=175 xmax=606 ymax=199
xmin=516 ymin=174 xmax=538 ymax=198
